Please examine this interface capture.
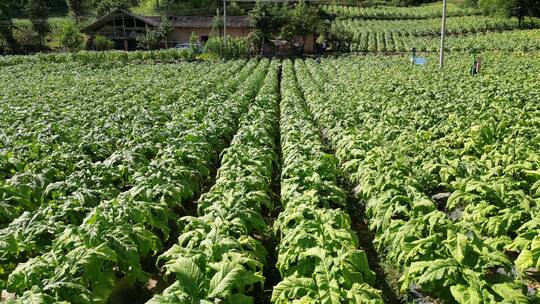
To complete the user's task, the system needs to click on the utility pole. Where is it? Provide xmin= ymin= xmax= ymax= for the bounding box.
xmin=439 ymin=0 xmax=447 ymax=69
xmin=223 ymin=0 xmax=227 ymax=45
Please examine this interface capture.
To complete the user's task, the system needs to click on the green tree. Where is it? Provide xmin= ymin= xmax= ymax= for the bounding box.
xmin=60 ymin=21 xmax=85 ymax=51
xmin=93 ymin=0 xmax=140 ymax=16
xmin=189 ymin=32 xmax=199 ymax=52
xmin=480 ymin=0 xmax=540 ymax=26
xmin=1 ymin=0 xmax=52 ymax=51
xmin=287 ymin=1 xmax=321 ymax=53
xmin=0 ymin=1 xmax=19 ymax=51
xmin=159 ymin=15 xmax=173 ymax=36
xmin=136 ymin=28 xmax=162 ymax=50
xmin=249 ymin=1 xmax=322 ymax=55
xmin=326 ymin=23 xmax=353 ymax=52
xmin=212 ymin=8 xmax=223 ymax=37
xmin=159 ymin=15 xmax=173 ymax=47
xmin=67 ymin=0 xmax=92 ymax=24
xmin=25 ymin=0 xmax=50 ymax=44
xmin=136 ymin=16 xmax=171 ymax=50
xmin=248 ymin=2 xmax=288 ymax=55
xmin=509 ymin=0 xmax=540 ymax=26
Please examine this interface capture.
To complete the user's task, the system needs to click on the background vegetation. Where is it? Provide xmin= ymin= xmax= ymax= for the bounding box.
xmin=1 ymin=0 xmax=540 ymax=55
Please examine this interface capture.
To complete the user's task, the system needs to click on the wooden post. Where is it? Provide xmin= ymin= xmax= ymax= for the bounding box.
xmin=113 ymin=17 xmax=117 ymax=37
xmin=124 ymin=39 xmax=129 ymax=51
xmin=122 ymin=16 xmax=126 ymax=39
xmin=223 ymin=0 xmax=227 ymax=45
xmin=439 ymin=0 xmax=447 ymax=69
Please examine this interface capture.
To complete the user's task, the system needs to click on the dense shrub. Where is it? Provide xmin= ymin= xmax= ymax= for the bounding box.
xmin=204 ymin=36 xmax=249 ymax=60
xmin=136 ymin=16 xmax=172 ymax=50
xmin=93 ymin=34 xmax=114 ymax=51
xmin=59 ymin=21 xmax=85 ymax=51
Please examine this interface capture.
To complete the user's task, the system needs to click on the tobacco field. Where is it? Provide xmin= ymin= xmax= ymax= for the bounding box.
xmin=0 ymin=49 xmax=539 ymax=304
xmin=325 ymin=2 xmax=540 ymax=53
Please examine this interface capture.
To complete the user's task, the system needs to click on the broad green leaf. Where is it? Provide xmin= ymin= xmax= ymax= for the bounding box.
xmin=450 ymin=284 xmax=483 ymax=304
xmin=271 ymin=276 xmax=317 ymax=303
xmin=167 ymin=257 xmax=204 ymax=300
xmin=491 ymin=283 xmax=528 ymax=303
xmin=208 ymin=262 xmax=244 ymax=299
xmin=229 ymin=293 xmax=254 ymax=304
xmin=415 ymin=259 xmax=459 ymax=286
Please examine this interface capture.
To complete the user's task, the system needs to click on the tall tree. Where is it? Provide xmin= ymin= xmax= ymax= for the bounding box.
xmin=48 ymin=0 xmax=69 ymax=15
xmin=249 ymin=2 xmax=288 ymax=54
xmin=249 ymin=1 xmax=321 ymax=55
xmin=67 ymin=0 xmax=91 ymax=24
xmin=167 ymin=0 xmax=219 ymax=15
xmin=509 ymin=0 xmax=540 ymax=27
xmin=93 ymin=0 xmax=140 ymax=16
xmin=25 ymin=0 xmax=50 ymax=44
xmin=288 ymin=1 xmax=320 ymax=52
xmin=480 ymin=0 xmax=540 ymax=26
xmin=0 ymin=0 xmax=20 ymax=51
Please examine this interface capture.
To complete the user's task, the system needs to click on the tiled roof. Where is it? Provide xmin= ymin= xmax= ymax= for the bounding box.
xmin=82 ymin=8 xmax=250 ymax=33
xmin=148 ymin=16 xmax=250 ymax=28
xmin=82 ymin=8 xmax=161 ymax=32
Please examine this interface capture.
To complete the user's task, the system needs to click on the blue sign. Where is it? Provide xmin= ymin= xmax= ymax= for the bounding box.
xmin=413 ymin=57 xmax=426 ymax=65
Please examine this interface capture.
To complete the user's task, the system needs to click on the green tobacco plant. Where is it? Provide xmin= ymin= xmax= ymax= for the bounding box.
xmin=0 ymin=61 xmax=247 ymax=292
xmin=1 ymin=59 xmax=266 ymax=302
xmin=271 ymin=60 xmax=383 ymax=304
xmin=147 ymin=60 xmax=277 ymax=304
xmin=292 ymin=54 xmax=540 ymax=302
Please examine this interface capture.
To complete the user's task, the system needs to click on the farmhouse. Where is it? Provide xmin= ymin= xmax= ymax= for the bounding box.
xmin=81 ymin=8 xmax=250 ymax=50
xmin=81 ymin=8 xmax=315 ymax=52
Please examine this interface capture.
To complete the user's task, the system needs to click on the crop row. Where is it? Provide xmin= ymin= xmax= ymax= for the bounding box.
xmin=336 ymin=16 xmax=540 ymax=38
xmin=3 ymin=52 xmax=538 ymax=304
xmin=322 ymin=2 xmax=480 ymax=20
xmin=1 ymin=59 xmax=268 ymax=302
xmin=0 ymin=61 xmax=237 ymax=227
xmin=0 ymin=60 xmax=246 ymax=268
xmin=294 ymin=54 xmax=540 ymax=303
xmin=148 ymin=59 xmax=277 ymax=303
xmin=0 ymin=49 xmax=197 ymax=68
xmin=345 ymin=29 xmax=540 ymax=53
xmin=271 ymin=60 xmax=384 ymax=303
xmin=1 ymin=56 xmax=386 ymax=304
xmin=144 ymin=59 xmax=386 ymax=304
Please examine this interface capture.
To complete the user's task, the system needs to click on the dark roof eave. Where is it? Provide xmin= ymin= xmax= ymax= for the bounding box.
xmin=81 ymin=8 xmax=160 ymax=33
xmin=174 ymin=25 xmax=252 ymax=29
xmin=82 ymin=11 xmax=251 ymax=33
